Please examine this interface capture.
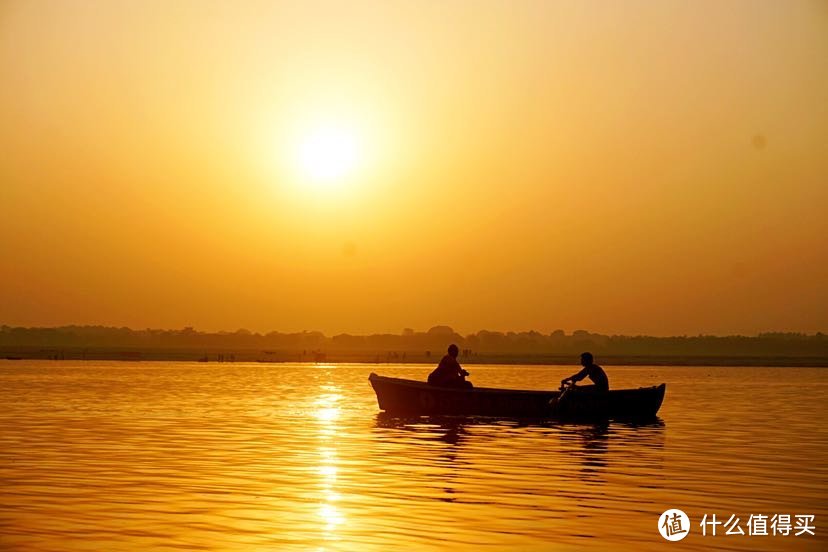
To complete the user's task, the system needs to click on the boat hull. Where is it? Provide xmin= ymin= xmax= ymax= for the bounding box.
xmin=369 ymin=373 xmax=666 ymax=420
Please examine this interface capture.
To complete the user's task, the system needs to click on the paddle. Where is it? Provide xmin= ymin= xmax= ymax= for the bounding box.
xmin=549 ymin=380 xmax=576 ymax=414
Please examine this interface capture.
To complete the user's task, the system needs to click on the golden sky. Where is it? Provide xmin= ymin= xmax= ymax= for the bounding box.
xmin=1 ymin=0 xmax=826 ymax=336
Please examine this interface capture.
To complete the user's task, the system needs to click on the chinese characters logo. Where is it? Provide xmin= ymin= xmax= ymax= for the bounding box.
xmin=700 ymin=514 xmax=815 ymax=537
xmin=658 ymin=510 xmax=816 ymax=542
xmin=658 ymin=509 xmax=690 ymax=541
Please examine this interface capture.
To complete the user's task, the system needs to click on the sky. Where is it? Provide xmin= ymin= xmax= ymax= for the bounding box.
xmin=1 ymin=0 xmax=826 ymax=336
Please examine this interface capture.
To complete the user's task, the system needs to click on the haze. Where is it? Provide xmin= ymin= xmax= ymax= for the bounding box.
xmin=1 ymin=0 xmax=826 ymax=336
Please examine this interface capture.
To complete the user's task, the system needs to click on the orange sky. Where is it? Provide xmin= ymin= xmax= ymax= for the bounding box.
xmin=1 ymin=1 xmax=826 ymax=336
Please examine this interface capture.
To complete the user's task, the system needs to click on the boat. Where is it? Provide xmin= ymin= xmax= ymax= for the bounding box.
xmin=369 ymin=373 xmax=666 ymax=420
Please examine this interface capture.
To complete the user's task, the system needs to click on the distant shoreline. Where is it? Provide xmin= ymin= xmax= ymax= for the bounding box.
xmin=1 ymin=347 xmax=826 ymax=367
xmin=3 ymin=325 xmax=827 ymax=366
xmin=3 ymin=326 xmax=827 ymax=366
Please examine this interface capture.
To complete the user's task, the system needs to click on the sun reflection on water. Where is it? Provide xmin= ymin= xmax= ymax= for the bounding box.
xmin=315 ymin=386 xmax=344 ymax=539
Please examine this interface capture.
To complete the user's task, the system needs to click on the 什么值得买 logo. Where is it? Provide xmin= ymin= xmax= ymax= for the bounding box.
xmin=658 ymin=510 xmax=815 ymax=540
xmin=658 ymin=509 xmax=690 ymax=541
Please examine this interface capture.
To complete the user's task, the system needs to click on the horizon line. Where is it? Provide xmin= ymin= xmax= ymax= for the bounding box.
xmin=2 ymin=323 xmax=825 ymax=340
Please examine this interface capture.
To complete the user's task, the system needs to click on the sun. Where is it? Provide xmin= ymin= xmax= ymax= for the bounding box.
xmin=294 ymin=124 xmax=361 ymax=187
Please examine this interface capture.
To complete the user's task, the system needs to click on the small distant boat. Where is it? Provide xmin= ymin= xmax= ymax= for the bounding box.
xmin=369 ymin=373 xmax=666 ymax=420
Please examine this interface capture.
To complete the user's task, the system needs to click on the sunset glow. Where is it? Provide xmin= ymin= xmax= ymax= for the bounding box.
xmin=0 ymin=1 xmax=825 ymax=336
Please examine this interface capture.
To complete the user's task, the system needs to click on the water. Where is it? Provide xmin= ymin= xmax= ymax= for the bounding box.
xmin=1 ymin=361 xmax=826 ymax=551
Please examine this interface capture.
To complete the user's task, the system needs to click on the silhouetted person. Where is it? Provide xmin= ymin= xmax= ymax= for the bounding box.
xmin=428 ymin=344 xmax=472 ymax=388
xmin=561 ymin=352 xmax=609 ymax=393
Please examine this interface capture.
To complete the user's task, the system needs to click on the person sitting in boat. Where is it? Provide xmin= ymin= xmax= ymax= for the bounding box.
xmin=428 ymin=344 xmax=473 ymax=388
xmin=561 ymin=352 xmax=609 ymax=393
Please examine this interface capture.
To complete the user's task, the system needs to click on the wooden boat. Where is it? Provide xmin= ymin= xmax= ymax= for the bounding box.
xmin=369 ymin=373 xmax=666 ymax=420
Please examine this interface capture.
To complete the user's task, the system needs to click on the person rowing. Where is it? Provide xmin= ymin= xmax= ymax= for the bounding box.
xmin=427 ymin=344 xmax=473 ymax=388
xmin=560 ymin=352 xmax=609 ymax=393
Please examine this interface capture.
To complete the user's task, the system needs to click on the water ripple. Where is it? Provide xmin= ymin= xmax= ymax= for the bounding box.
xmin=1 ymin=362 xmax=826 ymax=550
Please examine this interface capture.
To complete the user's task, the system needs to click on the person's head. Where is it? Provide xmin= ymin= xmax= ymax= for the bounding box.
xmin=580 ymin=352 xmax=594 ymax=367
xmin=448 ymin=344 xmax=459 ymax=358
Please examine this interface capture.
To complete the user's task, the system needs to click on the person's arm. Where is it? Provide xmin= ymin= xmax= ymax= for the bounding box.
xmin=451 ymin=357 xmax=464 ymax=377
xmin=562 ymin=366 xmax=589 ymax=385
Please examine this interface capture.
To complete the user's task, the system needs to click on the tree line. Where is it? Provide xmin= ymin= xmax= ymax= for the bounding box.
xmin=1 ymin=324 xmax=826 ymax=359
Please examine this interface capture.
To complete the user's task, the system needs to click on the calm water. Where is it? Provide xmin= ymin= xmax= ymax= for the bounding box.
xmin=0 ymin=362 xmax=826 ymax=551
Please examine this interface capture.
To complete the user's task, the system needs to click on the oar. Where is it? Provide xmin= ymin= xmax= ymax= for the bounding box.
xmin=549 ymin=381 xmax=574 ymax=413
